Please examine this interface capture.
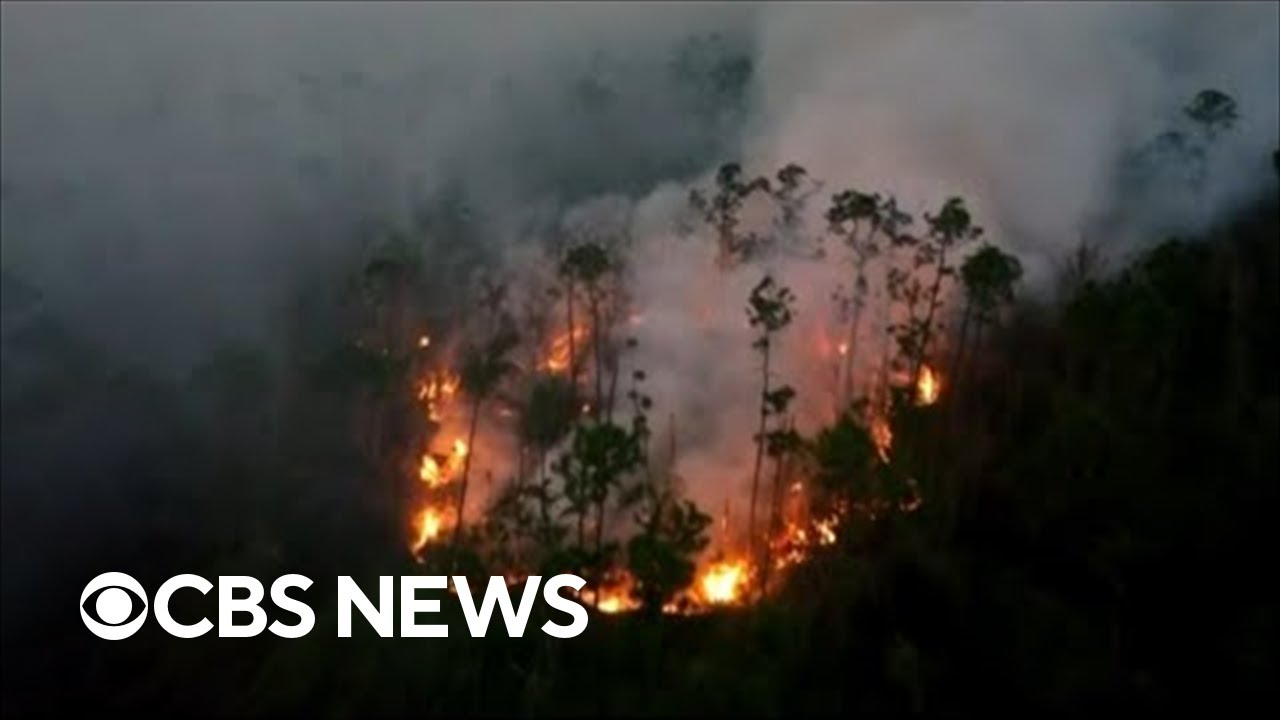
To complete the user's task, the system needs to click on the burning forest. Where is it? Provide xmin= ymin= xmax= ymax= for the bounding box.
xmin=370 ymin=162 xmax=968 ymax=617
xmin=2 ymin=2 xmax=1278 ymax=716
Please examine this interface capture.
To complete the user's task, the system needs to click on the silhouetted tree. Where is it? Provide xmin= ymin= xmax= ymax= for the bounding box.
xmin=745 ymin=273 xmax=796 ymax=568
xmin=689 ymin=162 xmax=771 ymax=268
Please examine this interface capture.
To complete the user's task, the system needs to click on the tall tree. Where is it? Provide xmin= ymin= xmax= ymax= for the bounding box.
xmin=827 ymin=189 xmax=912 ymax=408
xmin=886 ymin=197 xmax=982 ymax=400
xmin=745 ymin=274 xmax=797 ymax=570
xmin=450 ymin=302 xmax=520 ymax=555
xmin=953 ymin=244 xmax=1024 ymax=393
xmin=689 ymin=162 xmax=771 ymax=269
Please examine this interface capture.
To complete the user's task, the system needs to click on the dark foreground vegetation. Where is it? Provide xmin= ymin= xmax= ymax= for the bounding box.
xmin=2 ymin=117 xmax=1277 ymax=715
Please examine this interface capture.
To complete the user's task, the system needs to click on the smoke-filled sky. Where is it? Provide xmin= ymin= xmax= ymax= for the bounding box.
xmin=2 ymin=2 xmax=1278 ymax=524
xmin=3 ymin=2 xmax=1277 ymax=369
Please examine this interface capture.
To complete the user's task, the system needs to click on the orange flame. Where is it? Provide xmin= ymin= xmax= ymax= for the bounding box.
xmin=418 ymin=370 xmax=461 ymax=421
xmin=419 ymin=454 xmax=443 ymax=486
xmin=580 ymin=572 xmax=640 ymax=615
xmin=419 ymin=437 xmax=469 ymax=488
xmin=410 ymin=505 xmax=445 ymax=556
xmin=697 ymin=558 xmax=750 ymax=605
xmin=542 ymin=326 xmax=588 ymax=374
xmin=916 ymin=365 xmax=941 ymax=406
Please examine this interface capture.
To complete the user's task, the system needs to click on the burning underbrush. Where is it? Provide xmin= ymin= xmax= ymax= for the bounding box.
xmin=398 ymin=320 xmax=934 ymax=616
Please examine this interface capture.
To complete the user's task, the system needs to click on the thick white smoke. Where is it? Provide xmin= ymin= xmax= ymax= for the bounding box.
xmin=538 ymin=2 xmax=1280 ymax=524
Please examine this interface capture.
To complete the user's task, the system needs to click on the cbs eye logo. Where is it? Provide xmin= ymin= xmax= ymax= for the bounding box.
xmin=80 ymin=572 xmax=149 ymax=640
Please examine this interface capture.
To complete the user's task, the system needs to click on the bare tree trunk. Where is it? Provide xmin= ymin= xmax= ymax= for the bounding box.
xmin=566 ymin=279 xmax=577 ymax=386
xmin=760 ymin=442 xmax=788 ymax=597
xmin=593 ymin=496 xmax=606 ymax=610
xmin=451 ymin=394 xmax=483 ymax=554
xmin=948 ymin=301 xmax=974 ymax=428
xmin=842 ymin=298 xmax=864 ymax=410
xmin=912 ymin=248 xmax=949 ymax=388
xmin=605 ymin=346 xmax=619 ymax=423
xmin=747 ymin=343 xmax=771 ymax=570
xmin=591 ymin=293 xmax=604 ymax=421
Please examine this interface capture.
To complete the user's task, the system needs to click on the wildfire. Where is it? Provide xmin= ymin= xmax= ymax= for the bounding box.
xmin=697 ymin=558 xmax=750 ymax=605
xmin=916 ymin=365 xmax=941 ymax=406
xmin=592 ymin=587 xmax=640 ymax=614
xmin=410 ymin=505 xmax=446 ymax=556
xmin=542 ymin=327 xmax=588 ymax=374
xmin=418 ymin=369 xmax=461 ymax=421
xmin=580 ymin=573 xmax=641 ymax=615
xmin=419 ymin=437 xmax=469 ymax=487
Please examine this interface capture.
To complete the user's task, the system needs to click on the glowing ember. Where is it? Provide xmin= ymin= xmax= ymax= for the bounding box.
xmin=916 ymin=365 xmax=941 ymax=406
xmin=838 ymin=342 xmax=849 ymax=357
xmin=418 ymin=335 xmax=431 ymax=348
xmin=698 ymin=558 xmax=750 ymax=605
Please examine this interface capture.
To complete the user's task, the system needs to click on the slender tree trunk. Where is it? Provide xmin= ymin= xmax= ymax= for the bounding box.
xmin=566 ymin=279 xmax=577 ymax=385
xmin=913 ymin=248 xmax=949 ymax=388
xmin=760 ymin=446 xmax=787 ymax=597
xmin=948 ymin=301 xmax=973 ymax=428
xmin=605 ymin=352 xmax=620 ymax=423
xmin=593 ymin=496 xmax=606 ymax=610
xmin=843 ymin=298 xmax=864 ymax=411
xmin=748 ymin=342 xmax=771 ymax=568
xmin=451 ymin=394 xmax=483 ymax=553
xmin=842 ymin=250 xmax=869 ymax=409
xmin=591 ymin=292 xmax=603 ymax=421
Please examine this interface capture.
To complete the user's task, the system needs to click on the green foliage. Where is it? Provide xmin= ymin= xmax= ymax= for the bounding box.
xmin=520 ymin=373 xmax=579 ymax=451
xmin=747 ymin=274 xmax=796 ymax=339
xmin=961 ymin=243 xmax=1024 ymax=322
xmin=812 ymin=411 xmax=879 ymax=494
xmin=887 ymin=196 xmax=982 ymax=381
xmin=689 ymin=162 xmax=772 ymax=266
xmin=627 ymin=499 xmax=712 ymax=614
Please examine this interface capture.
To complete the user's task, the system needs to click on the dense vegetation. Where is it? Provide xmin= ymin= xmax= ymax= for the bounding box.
xmin=1 ymin=91 xmax=1276 ymax=715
